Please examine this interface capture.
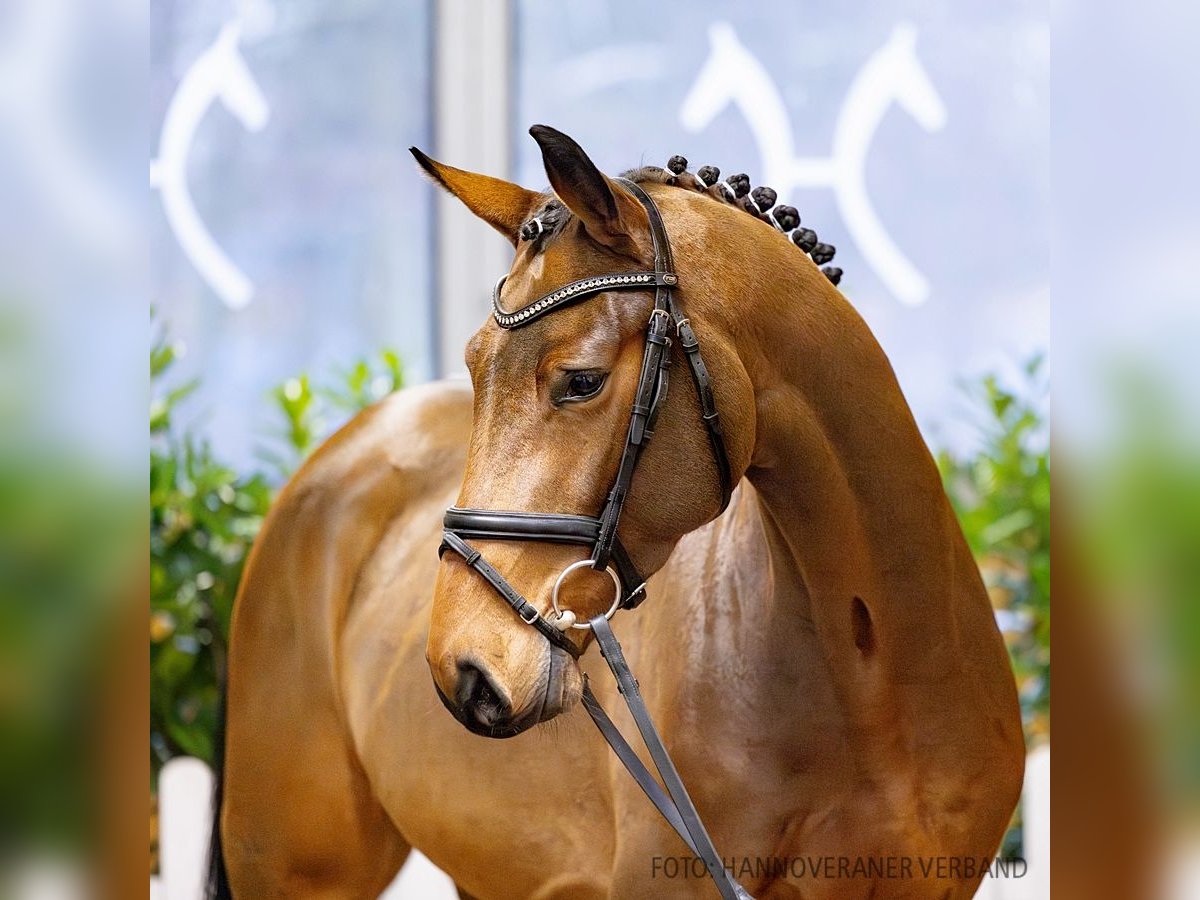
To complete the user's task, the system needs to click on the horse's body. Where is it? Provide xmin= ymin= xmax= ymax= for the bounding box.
xmin=218 ymin=132 xmax=1023 ymax=898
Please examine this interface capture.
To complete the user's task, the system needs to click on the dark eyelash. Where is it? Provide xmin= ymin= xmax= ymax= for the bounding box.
xmin=561 ymin=371 xmax=606 ymax=402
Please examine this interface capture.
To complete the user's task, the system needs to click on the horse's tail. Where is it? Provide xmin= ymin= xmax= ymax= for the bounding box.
xmin=204 ymin=680 xmax=233 ymax=899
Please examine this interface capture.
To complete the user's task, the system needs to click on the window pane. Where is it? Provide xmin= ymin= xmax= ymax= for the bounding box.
xmin=151 ymin=1 xmax=433 ymax=466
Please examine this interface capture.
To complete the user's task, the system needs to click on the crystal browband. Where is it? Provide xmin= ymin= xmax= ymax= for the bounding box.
xmin=491 ymin=271 xmax=678 ymax=329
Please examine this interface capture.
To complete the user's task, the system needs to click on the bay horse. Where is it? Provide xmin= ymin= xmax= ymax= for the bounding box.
xmin=212 ymin=125 xmax=1023 ymax=898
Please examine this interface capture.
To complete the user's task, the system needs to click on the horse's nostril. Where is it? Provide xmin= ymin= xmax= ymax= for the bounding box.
xmin=456 ymin=662 xmax=511 ymax=728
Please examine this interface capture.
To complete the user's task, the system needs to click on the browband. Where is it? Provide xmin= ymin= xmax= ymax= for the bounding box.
xmin=493 ymin=271 xmax=678 ymax=329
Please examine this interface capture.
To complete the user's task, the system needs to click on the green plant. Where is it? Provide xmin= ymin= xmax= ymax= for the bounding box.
xmin=938 ymin=355 xmax=1050 ymax=745
xmin=258 ymin=351 xmax=405 ymax=475
xmin=1079 ymin=368 xmax=1200 ymax=815
xmin=1 ymin=457 xmax=132 ymax=850
xmin=936 ymin=356 xmax=1049 ymax=860
xmin=150 ymin=332 xmax=272 ymax=773
xmin=149 ymin=322 xmax=403 ymax=780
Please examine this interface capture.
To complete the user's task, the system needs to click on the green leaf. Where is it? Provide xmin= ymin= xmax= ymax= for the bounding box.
xmin=981 ymin=509 xmax=1035 ymax=545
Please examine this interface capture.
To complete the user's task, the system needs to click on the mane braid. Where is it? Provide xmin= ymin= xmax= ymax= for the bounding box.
xmin=517 ymin=159 xmax=843 ymax=287
xmin=618 ymin=161 xmax=842 ymax=286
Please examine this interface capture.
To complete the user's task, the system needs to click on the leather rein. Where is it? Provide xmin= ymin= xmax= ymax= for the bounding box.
xmin=439 ymin=179 xmax=751 ymax=900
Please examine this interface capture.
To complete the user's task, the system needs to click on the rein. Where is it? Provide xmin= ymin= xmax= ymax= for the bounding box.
xmin=439 ymin=179 xmax=751 ymax=900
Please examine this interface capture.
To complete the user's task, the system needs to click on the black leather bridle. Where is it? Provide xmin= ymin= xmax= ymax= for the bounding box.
xmin=439 ymin=179 xmax=751 ymax=900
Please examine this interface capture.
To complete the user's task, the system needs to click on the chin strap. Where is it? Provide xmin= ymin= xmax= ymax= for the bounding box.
xmin=582 ymin=616 xmax=754 ymax=900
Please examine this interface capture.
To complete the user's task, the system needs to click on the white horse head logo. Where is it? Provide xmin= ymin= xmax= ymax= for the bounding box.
xmin=682 ymin=22 xmax=947 ymax=306
xmin=151 ymin=17 xmax=271 ymax=310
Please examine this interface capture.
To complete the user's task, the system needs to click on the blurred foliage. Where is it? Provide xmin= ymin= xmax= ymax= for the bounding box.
xmin=2 ymin=308 xmax=139 ymax=853
xmin=938 ymin=354 xmax=1050 ymax=746
xmin=149 ymin=321 xmax=402 ymax=783
xmin=1079 ymin=367 xmax=1200 ymax=816
xmin=257 ymin=350 xmax=404 ymax=476
xmin=1 ymin=457 xmax=133 ymax=852
xmin=149 ymin=336 xmax=270 ymax=772
xmin=937 ymin=355 xmax=1049 ymax=860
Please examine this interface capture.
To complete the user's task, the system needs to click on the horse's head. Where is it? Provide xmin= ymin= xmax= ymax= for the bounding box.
xmin=414 ymin=127 xmax=755 ymax=737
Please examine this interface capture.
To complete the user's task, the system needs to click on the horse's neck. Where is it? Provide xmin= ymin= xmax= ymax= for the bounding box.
xmin=703 ymin=252 xmax=977 ymax=742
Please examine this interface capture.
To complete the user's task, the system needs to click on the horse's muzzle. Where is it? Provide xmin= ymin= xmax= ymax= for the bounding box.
xmin=432 ymin=646 xmax=577 ymax=738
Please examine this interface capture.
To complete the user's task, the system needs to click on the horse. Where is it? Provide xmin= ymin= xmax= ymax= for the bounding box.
xmin=681 ymin=22 xmax=946 ymax=305
xmin=211 ymin=125 xmax=1023 ymax=898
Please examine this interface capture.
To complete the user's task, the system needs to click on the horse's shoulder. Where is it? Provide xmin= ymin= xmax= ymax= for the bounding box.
xmin=257 ymin=379 xmax=470 ymax=536
xmin=294 ymin=377 xmax=470 ymax=480
xmin=234 ymin=380 xmax=472 ymax=615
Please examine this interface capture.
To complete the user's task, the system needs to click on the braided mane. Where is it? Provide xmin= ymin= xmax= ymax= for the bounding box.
xmin=522 ymin=157 xmax=842 ymax=286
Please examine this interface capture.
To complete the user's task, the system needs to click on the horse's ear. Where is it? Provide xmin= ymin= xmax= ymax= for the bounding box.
xmin=410 ymin=148 xmax=540 ymax=246
xmin=528 ymin=125 xmax=647 ymax=256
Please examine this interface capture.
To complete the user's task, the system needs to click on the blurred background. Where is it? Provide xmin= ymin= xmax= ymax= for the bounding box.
xmin=150 ymin=0 xmax=1048 ymax=467
xmin=1 ymin=0 xmax=1197 ymax=897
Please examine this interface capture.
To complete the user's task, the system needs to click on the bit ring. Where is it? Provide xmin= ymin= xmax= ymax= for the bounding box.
xmin=551 ymin=560 xmax=623 ymax=630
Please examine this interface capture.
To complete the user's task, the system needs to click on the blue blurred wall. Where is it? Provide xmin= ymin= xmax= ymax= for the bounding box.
xmin=515 ymin=1 xmax=1049 ymax=453
xmin=152 ymin=0 xmax=433 ymax=467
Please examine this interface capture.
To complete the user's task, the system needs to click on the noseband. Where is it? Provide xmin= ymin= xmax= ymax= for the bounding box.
xmin=439 ymin=180 xmax=751 ymax=900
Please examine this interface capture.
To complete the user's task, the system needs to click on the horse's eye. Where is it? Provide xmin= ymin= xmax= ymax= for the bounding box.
xmin=563 ymin=371 xmax=606 ymax=401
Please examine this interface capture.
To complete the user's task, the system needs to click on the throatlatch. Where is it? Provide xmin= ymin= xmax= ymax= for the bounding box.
xmin=438 ymin=179 xmax=750 ymax=900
